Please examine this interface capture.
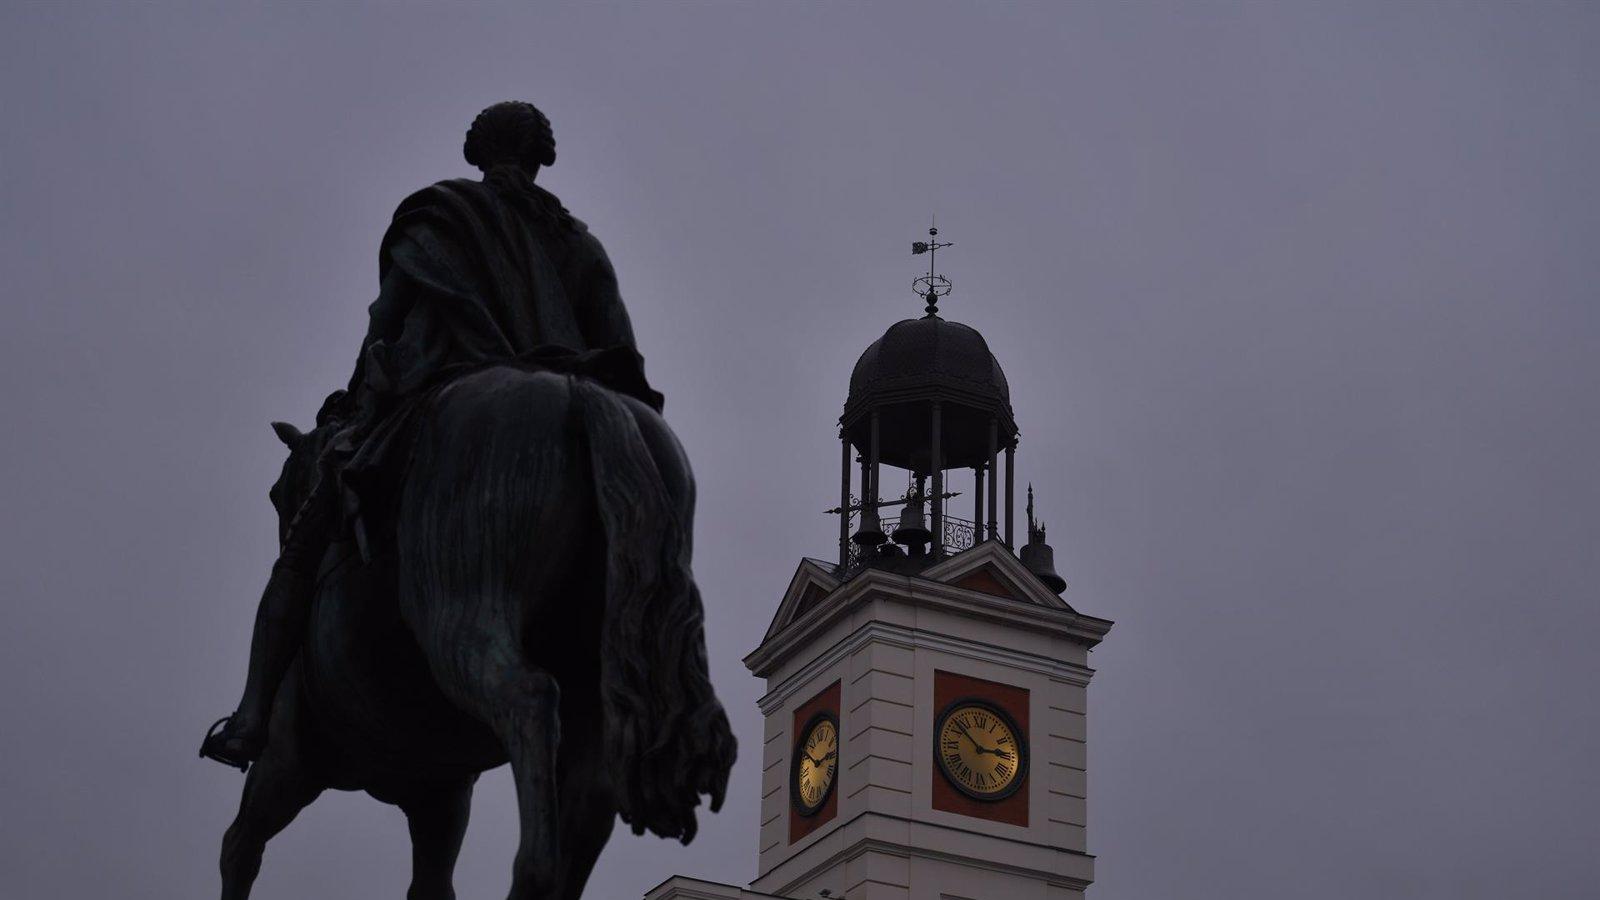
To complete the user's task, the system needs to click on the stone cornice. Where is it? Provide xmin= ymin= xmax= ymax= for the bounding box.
xmin=643 ymin=877 xmax=785 ymax=900
xmin=745 ymin=565 xmax=1112 ymax=683
xmin=755 ymin=618 xmax=1098 ymax=715
xmin=758 ymin=811 xmax=1095 ymax=896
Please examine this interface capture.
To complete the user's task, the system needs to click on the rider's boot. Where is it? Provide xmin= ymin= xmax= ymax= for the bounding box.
xmin=200 ymin=479 xmax=336 ymax=771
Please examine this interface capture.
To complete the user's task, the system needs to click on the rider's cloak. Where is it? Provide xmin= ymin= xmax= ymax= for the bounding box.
xmin=338 ymin=176 xmax=663 ymax=556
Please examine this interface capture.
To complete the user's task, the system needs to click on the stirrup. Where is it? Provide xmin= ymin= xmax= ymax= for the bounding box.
xmin=198 ymin=715 xmax=259 ymax=773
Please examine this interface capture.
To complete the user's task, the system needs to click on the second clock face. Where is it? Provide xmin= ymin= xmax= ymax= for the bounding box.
xmin=935 ymin=699 xmax=1027 ymax=801
xmin=792 ymin=712 xmax=838 ymax=815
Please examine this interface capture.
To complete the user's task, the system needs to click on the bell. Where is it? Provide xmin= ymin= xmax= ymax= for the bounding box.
xmin=852 ymin=505 xmax=887 ymax=547
xmin=1019 ymin=533 xmax=1066 ymax=594
xmin=1019 ymin=484 xmax=1066 ymax=593
xmin=892 ymin=498 xmax=931 ymax=550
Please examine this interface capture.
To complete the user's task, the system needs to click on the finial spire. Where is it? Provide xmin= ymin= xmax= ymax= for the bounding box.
xmin=1019 ymin=482 xmax=1066 ymax=593
xmin=910 ymin=216 xmax=953 ymax=318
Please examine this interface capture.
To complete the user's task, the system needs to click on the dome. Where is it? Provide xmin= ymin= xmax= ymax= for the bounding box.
xmin=841 ymin=316 xmax=1017 ymax=473
xmin=847 ymin=317 xmax=1011 ymax=408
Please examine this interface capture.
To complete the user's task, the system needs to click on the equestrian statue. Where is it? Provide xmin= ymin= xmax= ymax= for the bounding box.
xmin=198 ymin=101 xmax=737 ymax=900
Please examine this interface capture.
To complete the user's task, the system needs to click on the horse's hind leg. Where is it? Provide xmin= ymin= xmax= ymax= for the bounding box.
xmin=552 ymin=711 xmax=616 ymax=900
xmin=396 ymin=778 xmax=476 ymax=900
xmin=219 ymin=743 xmax=322 ymax=900
xmin=496 ymin=669 xmax=563 ymax=900
xmin=401 ymin=371 xmax=593 ymax=898
xmin=420 ymin=623 xmax=562 ymax=900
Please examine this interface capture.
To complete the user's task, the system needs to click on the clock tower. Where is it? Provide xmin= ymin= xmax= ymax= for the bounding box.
xmin=648 ymin=229 xmax=1112 ymax=900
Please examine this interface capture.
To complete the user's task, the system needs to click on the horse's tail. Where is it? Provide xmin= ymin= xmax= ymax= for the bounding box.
xmin=570 ymin=379 xmax=736 ymax=844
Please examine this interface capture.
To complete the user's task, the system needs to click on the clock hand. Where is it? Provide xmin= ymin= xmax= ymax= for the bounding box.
xmin=955 ymin=722 xmax=1003 ymax=755
xmin=954 ymin=722 xmax=983 ymax=748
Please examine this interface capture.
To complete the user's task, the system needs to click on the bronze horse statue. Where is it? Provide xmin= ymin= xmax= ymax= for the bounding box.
xmin=218 ymin=367 xmax=736 ymax=899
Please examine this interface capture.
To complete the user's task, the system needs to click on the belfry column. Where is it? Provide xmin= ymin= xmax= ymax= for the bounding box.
xmin=859 ymin=454 xmax=870 ymax=520
xmin=838 ymin=433 xmax=850 ymax=566
xmin=1004 ymin=442 xmax=1016 ymax=548
xmin=987 ymin=417 xmax=999 ymax=540
xmin=973 ymin=465 xmax=985 ymax=528
xmin=930 ymin=401 xmax=943 ymax=554
xmin=868 ymin=411 xmax=881 ymax=515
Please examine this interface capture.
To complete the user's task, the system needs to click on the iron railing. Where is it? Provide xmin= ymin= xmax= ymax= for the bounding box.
xmin=941 ymin=515 xmax=977 ymax=555
xmin=836 ymin=512 xmax=979 ymax=577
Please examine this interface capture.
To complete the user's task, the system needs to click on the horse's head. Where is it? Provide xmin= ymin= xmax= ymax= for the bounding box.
xmin=266 ymin=416 xmax=338 ymax=547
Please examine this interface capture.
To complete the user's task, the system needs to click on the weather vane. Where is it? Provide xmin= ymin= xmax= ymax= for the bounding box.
xmin=910 ymin=216 xmax=953 ymax=317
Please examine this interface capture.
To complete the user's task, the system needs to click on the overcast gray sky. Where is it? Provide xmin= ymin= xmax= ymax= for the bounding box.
xmin=3 ymin=3 xmax=1597 ymax=898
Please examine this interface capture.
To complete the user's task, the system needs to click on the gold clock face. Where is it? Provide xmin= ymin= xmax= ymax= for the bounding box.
xmin=935 ymin=700 xmax=1027 ymax=801
xmin=792 ymin=713 xmax=839 ymax=815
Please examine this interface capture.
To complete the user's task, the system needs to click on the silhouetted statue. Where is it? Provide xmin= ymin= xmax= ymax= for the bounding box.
xmin=199 ymin=102 xmax=736 ymax=900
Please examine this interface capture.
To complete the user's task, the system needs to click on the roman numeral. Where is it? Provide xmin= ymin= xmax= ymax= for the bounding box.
xmin=996 ymin=762 xmax=1011 ymax=778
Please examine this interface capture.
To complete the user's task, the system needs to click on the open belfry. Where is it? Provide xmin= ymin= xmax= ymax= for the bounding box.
xmin=649 ymin=228 xmax=1113 ymax=900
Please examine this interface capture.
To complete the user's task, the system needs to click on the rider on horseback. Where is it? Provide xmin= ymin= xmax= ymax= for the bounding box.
xmin=201 ymin=101 xmax=662 ymax=770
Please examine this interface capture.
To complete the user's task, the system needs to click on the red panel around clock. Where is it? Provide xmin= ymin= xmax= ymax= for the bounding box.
xmin=932 ymin=669 xmax=1030 ymax=826
xmin=789 ymin=680 xmax=841 ymax=843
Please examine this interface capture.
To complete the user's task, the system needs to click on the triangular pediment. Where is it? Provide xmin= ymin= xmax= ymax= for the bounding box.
xmin=950 ymin=563 xmax=1026 ymax=601
xmin=762 ymin=558 xmax=841 ymax=642
xmin=923 ymin=541 xmax=1074 ymax=612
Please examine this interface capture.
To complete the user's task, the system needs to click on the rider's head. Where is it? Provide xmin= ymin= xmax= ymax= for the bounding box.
xmin=464 ymin=101 xmax=556 ymax=182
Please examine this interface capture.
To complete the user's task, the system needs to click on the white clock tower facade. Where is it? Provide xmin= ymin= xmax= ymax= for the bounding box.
xmin=648 ymin=236 xmax=1112 ymax=900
